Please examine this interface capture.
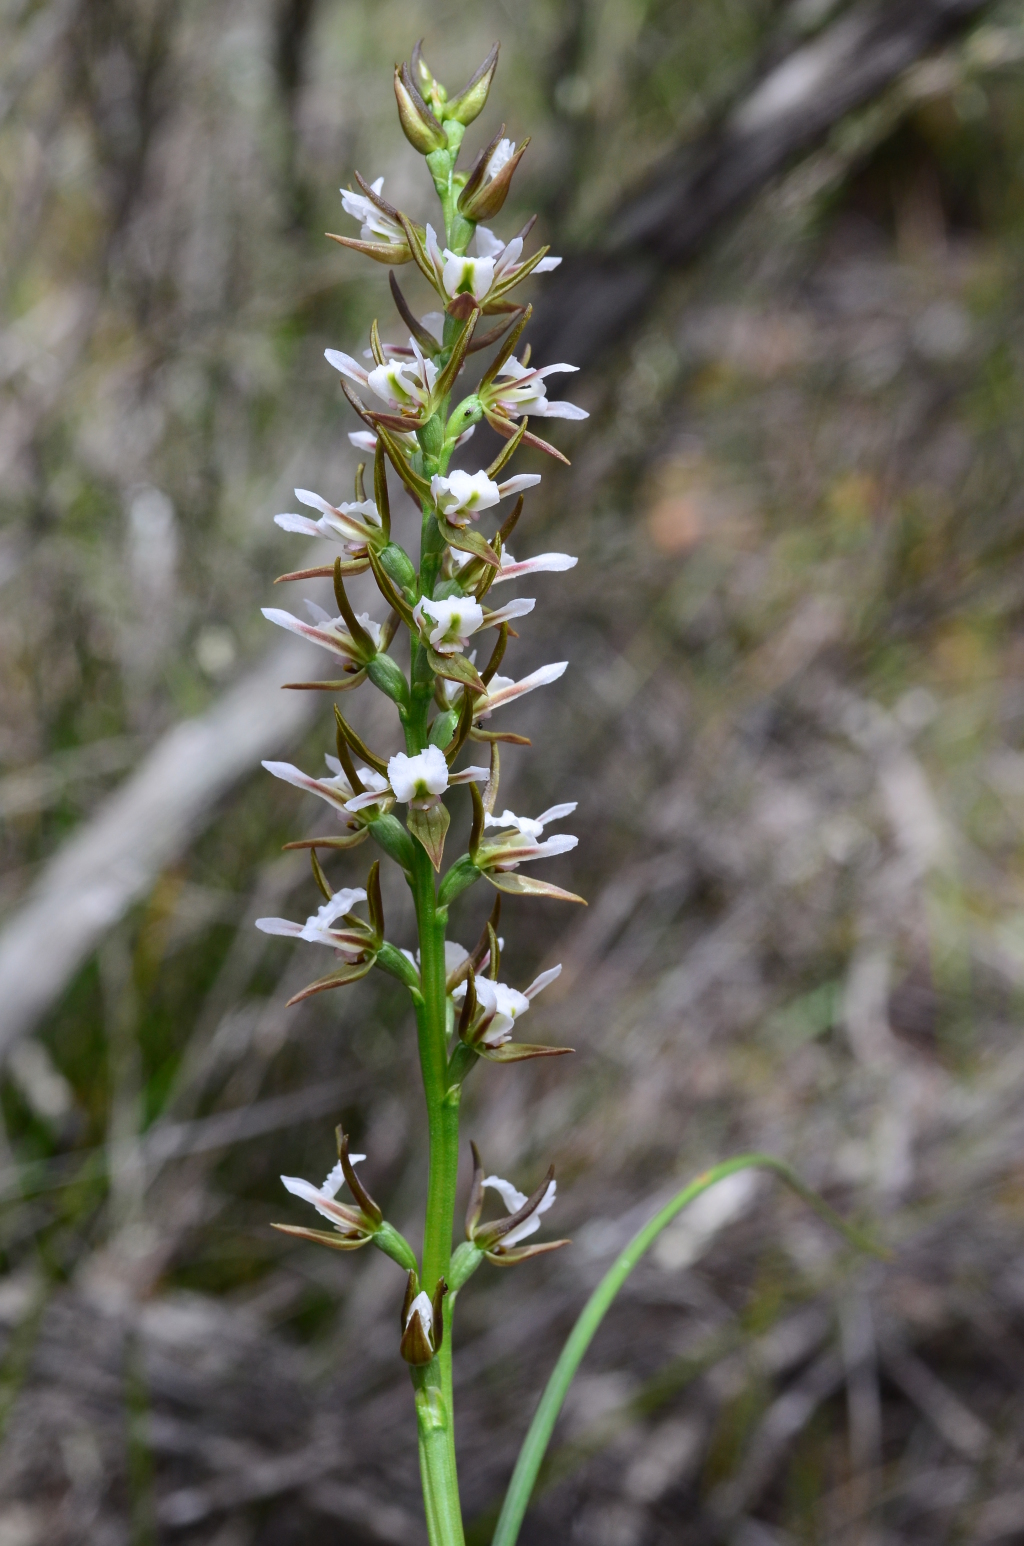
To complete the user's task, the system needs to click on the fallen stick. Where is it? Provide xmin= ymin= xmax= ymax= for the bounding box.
xmin=0 ymin=639 xmax=319 ymax=1053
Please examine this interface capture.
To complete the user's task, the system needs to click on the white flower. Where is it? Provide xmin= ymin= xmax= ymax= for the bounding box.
xmin=452 ymin=963 xmax=560 ymax=1048
xmin=340 ymin=176 xmax=405 ymax=247
xmin=413 ymin=594 xmax=535 ymax=655
xmin=482 ymin=1172 xmax=557 ymax=1247
xmin=490 ymin=550 xmax=578 ymax=584
xmin=255 ymin=888 xmax=369 ymax=957
xmin=472 ymin=661 xmax=568 ymax=719
xmin=430 ymin=468 xmax=540 ymax=527
xmin=478 ymin=803 xmax=578 ymax=870
xmin=326 ymin=343 xmax=436 ymax=416
xmin=344 ymin=746 xmax=488 ymax=813
xmin=421 ymin=223 xmax=562 ymax=306
xmin=366 ymin=342 xmax=437 ymax=413
xmin=488 ymin=357 xmax=588 ymax=421
xmin=388 ymin=746 xmax=449 ymax=805
xmin=261 ymin=600 xmax=381 ymax=664
xmin=280 ymin=1149 xmax=368 ymax=1222
xmin=262 ymin=756 xmax=391 ymax=817
xmin=274 ymin=488 xmax=382 ymax=558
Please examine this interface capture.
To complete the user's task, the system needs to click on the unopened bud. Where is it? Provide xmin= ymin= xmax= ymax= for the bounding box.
xmin=399 ymin=1272 xmax=448 ymax=1365
xmin=458 ymin=131 xmax=529 ymax=222
xmin=443 ymin=44 xmax=498 ymax=126
xmin=378 ymin=542 xmax=417 ymax=594
xmin=394 ymin=63 xmax=447 ymax=155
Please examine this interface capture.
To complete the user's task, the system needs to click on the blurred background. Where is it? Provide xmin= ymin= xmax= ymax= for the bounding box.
xmin=4 ymin=0 xmax=1024 ymax=1541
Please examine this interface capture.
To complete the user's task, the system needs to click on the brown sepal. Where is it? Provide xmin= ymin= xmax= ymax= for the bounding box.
xmin=271 ymin=1223 xmax=369 ymax=1251
xmin=310 ymin=848 xmax=332 ymax=902
xmin=326 ymin=232 xmax=412 ymax=266
xmin=389 ymin=271 xmax=440 ymax=354
xmin=487 ymin=1238 xmax=571 ymax=1265
xmin=336 ymin=1125 xmax=383 ymax=1226
xmin=334 ymin=707 xmax=388 ymax=774
xmin=286 ymin=956 xmax=375 ymax=1006
xmin=283 ymin=830 xmax=370 ymax=852
xmin=481 ymin=1043 xmax=574 ymax=1062
xmin=466 ymin=1142 xmax=486 ymax=1238
xmin=274 ymin=559 xmax=369 ymax=584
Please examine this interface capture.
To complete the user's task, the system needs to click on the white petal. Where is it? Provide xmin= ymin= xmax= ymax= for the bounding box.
xmin=324 ymin=349 xmax=369 ymax=385
xmin=492 ymin=554 xmax=577 ymax=583
xmin=524 ymin=964 xmax=562 ymax=999
xmin=533 ymin=400 xmax=589 ymax=421
xmin=295 ymin=488 xmax=334 ymax=515
xmin=281 ymin=1174 xmax=329 ymax=1205
xmin=448 ymin=765 xmax=489 ymax=785
xmin=531 ymin=833 xmax=578 ymax=858
xmin=484 ymin=597 xmax=536 ymax=629
xmin=536 ymin=802 xmax=577 ymax=826
xmin=348 ymin=431 xmax=378 ymax=452
xmin=497 ymin=474 xmax=541 ymax=498
xmin=274 ymin=513 xmax=322 ymax=537
xmin=483 ymin=1175 xmax=529 ymax=1213
xmin=533 ymin=256 xmax=562 ymax=273
xmin=254 ymin=917 xmax=304 ymax=937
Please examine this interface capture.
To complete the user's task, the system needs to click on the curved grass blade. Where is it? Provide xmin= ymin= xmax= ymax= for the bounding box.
xmin=492 ymin=1153 xmax=886 ymax=1546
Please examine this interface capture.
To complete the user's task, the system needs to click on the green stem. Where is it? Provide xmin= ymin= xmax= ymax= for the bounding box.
xmin=410 ymin=821 xmax=465 ymax=1544
xmin=492 ymin=1154 xmax=885 ymax=1546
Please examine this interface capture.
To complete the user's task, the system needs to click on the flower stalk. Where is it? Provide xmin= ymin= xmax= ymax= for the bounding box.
xmin=256 ymin=41 xmax=878 ymax=1546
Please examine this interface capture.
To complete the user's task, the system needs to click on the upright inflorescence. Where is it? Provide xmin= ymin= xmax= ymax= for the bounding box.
xmin=261 ymin=41 xmax=585 ymax=1542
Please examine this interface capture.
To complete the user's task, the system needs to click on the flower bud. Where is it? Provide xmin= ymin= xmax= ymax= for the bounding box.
xmin=399 ymin=1272 xmax=448 ymax=1365
xmin=394 ymin=63 xmax=447 ymax=155
xmin=377 ymin=541 xmax=417 ymax=594
xmin=443 ymin=44 xmax=498 ymax=126
xmin=458 ymin=130 xmax=529 ymax=222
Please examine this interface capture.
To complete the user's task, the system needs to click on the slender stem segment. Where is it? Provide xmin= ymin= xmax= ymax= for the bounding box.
xmin=492 ymin=1154 xmax=885 ymax=1546
xmin=405 ymin=501 xmax=466 ymax=1544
